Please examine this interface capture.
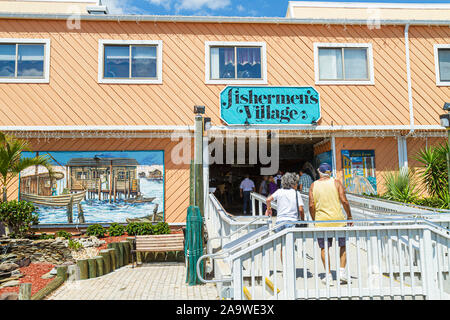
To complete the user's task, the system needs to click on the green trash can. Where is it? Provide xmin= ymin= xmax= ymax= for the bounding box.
xmin=185 ymin=205 xmax=204 ymax=286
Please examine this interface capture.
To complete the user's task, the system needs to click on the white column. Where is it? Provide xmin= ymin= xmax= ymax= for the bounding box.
xmin=397 ymin=136 xmax=408 ymax=169
xmin=331 ymin=135 xmax=337 ymax=178
xmin=203 ymin=136 xmax=210 ymax=219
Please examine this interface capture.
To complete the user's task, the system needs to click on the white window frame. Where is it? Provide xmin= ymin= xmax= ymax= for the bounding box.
xmin=434 ymin=44 xmax=450 ymax=87
xmin=98 ymin=39 xmax=163 ymax=84
xmin=205 ymin=41 xmax=267 ymax=85
xmin=0 ymin=38 xmax=50 ymax=84
xmin=314 ymin=43 xmax=374 ymax=85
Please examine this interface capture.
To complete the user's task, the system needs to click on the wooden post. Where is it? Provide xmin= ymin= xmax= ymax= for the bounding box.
xmin=77 ymin=203 xmax=85 ymax=224
xmin=109 ymin=162 xmax=113 ymax=203
xmin=56 ymin=265 xmax=68 ymax=281
xmin=100 ymin=250 xmax=111 ymax=274
xmin=77 ymin=259 xmax=89 ymax=280
xmin=109 ymin=243 xmax=121 ymax=268
xmin=98 ymin=178 xmax=101 ymax=200
xmin=120 ymin=242 xmax=126 ymax=266
xmin=121 ymin=241 xmax=130 ymax=264
xmin=67 ymin=195 xmax=73 ymax=224
xmin=114 ymin=176 xmax=117 ymax=202
xmin=87 ymin=258 xmax=97 ymax=278
xmin=19 ymin=283 xmax=32 ymax=300
xmin=95 ymin=256 xmax=104 ymax=277
xmin=108 ymin=248 xmax=117 ymax=271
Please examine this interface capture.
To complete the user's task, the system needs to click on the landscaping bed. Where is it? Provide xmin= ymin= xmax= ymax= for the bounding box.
xmin=0 ymin=262 xmax=55 ymax=298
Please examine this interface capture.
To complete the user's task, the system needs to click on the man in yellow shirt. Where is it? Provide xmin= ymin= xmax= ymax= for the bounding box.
xmin=308 ymin=163 xmax=353 ymax=285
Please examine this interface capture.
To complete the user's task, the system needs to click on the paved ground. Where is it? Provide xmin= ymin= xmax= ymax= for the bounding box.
xmin=47 ymin=262 xmax=219 ymax=300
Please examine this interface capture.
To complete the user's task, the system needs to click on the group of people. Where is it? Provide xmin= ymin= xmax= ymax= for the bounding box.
xmin=239 ymin=163 xmax=317 ymax=215
xmin=246 ymin=163 xmax=353 ymax=285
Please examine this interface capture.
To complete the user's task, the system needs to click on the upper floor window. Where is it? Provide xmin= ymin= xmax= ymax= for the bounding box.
xmin=314 ymin=43 xmax=374 ymax=85
xmin=0 ymin=39 xmax=50 ymax=83
xmin=205 ymin=41 xmax=267 ymax=85
xmin=98 ymin=40 xmax=162 ymax=84
xmin=435 ymin=44 xmax=450 ymax=86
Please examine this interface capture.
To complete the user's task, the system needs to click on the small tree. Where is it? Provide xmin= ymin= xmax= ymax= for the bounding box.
xmin=383 ymin=168 xmax=419 ymax=204
xmin=0 ymin=200 xmax=38 ymax=238
xmin=0 ymin=132 xmax=54 ymax=202
xmin=416 ymin=142 xmax=449 ymax=202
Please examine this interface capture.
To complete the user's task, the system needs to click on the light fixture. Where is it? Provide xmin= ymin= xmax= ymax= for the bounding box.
xmin=203 ymin=117 xmax=212 ymax=131
xmin=194 ymin=105 xmax=205 ymax=115
xmin=440 ymin=114 xmax=450 ymax=128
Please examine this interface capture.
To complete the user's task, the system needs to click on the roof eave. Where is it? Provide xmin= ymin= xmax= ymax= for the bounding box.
xmin=0 ymin=13 xmax=448 ymax=26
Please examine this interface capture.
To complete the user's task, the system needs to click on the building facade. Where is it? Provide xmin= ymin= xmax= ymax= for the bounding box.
xmin=0 ymin=1 xmax=449 ymax=224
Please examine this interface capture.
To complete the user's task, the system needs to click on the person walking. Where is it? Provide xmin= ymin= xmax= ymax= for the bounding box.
xmin=268 ymin=175 xmax=278 ymax=195
xmin=240 ymin=174 xmax=255 ymax=215
xmin=259 ymin=176 xmax=269 ymax=196
xmin=308 ymin=163 xmax=353 ymax=285
xmin=259 ymin=175 xmax=269 ymax=213
xmin=298 ymin=169 xmax=313 ymax=193
xmin=265 ymin=172 xmax=304 ymax=232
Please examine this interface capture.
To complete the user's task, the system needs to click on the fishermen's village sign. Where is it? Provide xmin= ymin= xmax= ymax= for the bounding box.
xmin=220 ymin=86 xmax=320 ymax=125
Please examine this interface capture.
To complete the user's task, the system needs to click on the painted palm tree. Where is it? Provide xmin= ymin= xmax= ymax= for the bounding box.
xmin=0 ymin=132 xmax=54 ymax=202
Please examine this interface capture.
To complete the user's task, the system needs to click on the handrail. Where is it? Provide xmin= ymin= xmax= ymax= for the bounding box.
xmin=197 ymin=217 xmax=437 ymax=286
xmin=206 ymin=215 xmax=270 ymax=254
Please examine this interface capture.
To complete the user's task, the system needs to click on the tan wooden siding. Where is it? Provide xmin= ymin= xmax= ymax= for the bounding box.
xmin=335 ymin=137 xmax=399 ymax=194
xmin=6 ymin=138 xmax=192 ymax=223
xmin=0 ymin=20 xmax=445 ymax=128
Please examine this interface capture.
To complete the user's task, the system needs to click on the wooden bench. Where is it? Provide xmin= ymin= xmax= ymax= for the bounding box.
xmin=131 ymin=233 xmax=185 ymax=267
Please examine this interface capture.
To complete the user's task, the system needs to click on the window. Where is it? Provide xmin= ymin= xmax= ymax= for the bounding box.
xmin=0 ymin=39 xmax=50 ymax=83
xmin=435 ymin=45 xmax=450 ymax=86
xmin=314 ymin=43 xmax=374 ymax=85
xmin=205 ymin=41 xmax=267 ymax=84
xmin=99 ymin=40 xmax=162 ymax=84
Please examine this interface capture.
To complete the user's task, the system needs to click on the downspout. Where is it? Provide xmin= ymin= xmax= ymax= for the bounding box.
xmin=401 ymin=23 xmax=414 ymax=169
xmin=405 ymin=23 xmax=415 ymax=138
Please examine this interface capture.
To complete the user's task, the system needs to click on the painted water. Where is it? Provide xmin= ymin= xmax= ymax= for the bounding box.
xmin=35 ymin=178 xmax=164 ymax=224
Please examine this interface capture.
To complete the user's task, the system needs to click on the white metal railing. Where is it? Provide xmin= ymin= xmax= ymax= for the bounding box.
xmin=205 ymin=193 xmax=270 ymax=250
xmin=250 ymin=192 xmax=450 ymax=228
xmin=203 ymin=192 xmax=450 ymax=299
xmin=227 ymin=220 xmax=450 ymax=300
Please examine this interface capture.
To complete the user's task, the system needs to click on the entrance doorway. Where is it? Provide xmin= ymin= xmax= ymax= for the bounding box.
xmin=209 ymin=137 xmax=325 ymax=215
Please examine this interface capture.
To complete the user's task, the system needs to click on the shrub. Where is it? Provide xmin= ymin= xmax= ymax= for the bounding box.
xmin=126 ymin=222 xmax=154 ymax=236
xmin=0 ymin=200 xmax=38 ymax=238
xmin=38 ymin=233 xmax=55 ymax=240
xmin=55 ymin=230 xmax=72 ymax=240
xmin=68 ymin=238 xmax=83 ymax=251
xmin=85 ymin=224 xmax=106 ymax=238
xmin=153 ymin=222 xmax=170 ymax=235
xmin=416 ymin=142 xmax=449 ymax=201
xmin=383 ymin=168 xmax=419 ymax=204
xmin=108 ymin=223 xmax=125 ymax=236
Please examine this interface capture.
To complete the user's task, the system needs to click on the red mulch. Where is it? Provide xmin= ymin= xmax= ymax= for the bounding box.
xmin=0 ymin=228 xmax=185 ymax=297
xmin=0 ymin=262 xmax=55 ymax=297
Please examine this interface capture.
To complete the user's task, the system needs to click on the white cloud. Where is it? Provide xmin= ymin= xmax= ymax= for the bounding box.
xmin=102 ymin=0 xmax=143 ymax=14
xmin=237 ymin=4 xmax=245 ymax=12
xmin=176 ymin=0 xmax=231 ymax=11
xmin=147 ymin=0 xmax=172 ymax=10
xmin=147 ymin=0 xmax=231 ymax=13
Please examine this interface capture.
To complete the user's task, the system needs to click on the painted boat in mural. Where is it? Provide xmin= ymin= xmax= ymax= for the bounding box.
xmin=124 ymin=196 xmax=156 ymax=204
xmin=20 ymin=191 xmax=87 ymax=207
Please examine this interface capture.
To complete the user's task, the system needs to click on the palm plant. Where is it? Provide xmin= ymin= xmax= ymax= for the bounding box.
xmin=416 ymin=142 xmax=449 ymax=201
xmin=383 ymin=167 xmax=419 ymax=203
xmin=0 ymin=132 xmax=54 ymax=202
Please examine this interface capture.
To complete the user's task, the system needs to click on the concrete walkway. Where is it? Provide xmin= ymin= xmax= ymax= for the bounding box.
xmin=47 ymin=262 xmax=219 ymax=300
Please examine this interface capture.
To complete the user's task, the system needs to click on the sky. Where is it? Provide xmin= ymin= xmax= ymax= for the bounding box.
xmin=101 ymin=0 xmax=450 ymax=17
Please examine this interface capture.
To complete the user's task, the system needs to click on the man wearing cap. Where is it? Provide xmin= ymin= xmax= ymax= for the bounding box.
xmin=240 ymin=174 xmax=255 ymax=215
xmin=308 ymin=163 xmax=353 ymax=285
